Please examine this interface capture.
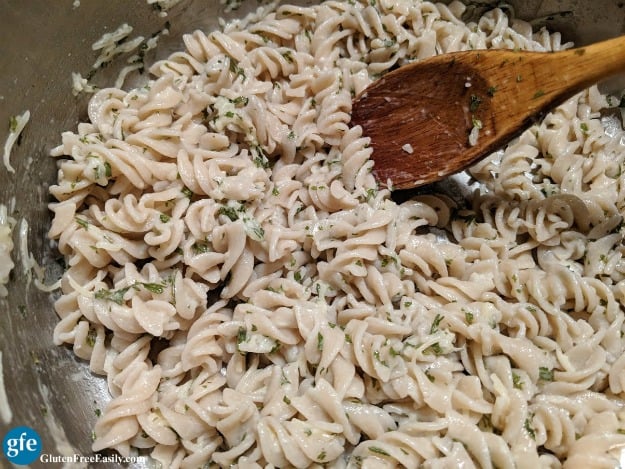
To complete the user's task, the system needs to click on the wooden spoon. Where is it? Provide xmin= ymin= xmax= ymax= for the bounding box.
xmin=351 ymin=35 xmax=625 ymax=190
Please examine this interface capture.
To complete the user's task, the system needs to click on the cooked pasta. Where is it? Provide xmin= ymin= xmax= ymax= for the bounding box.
xmin=48 ymin=0 xmax=625 ymax=467
xmin=3 ymin=110 xmax=30 ymax=173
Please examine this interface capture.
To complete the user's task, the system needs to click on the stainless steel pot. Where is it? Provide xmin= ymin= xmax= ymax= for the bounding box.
xmin=0 ymin=1 xmax=624 ymax=467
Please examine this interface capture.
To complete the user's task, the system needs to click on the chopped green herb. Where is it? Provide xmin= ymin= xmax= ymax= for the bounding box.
xmin=580 ymin=122 xmax=589 ymax=133
xmin=533 ymin=89 xmax=545 ymax=99
xmin=512 ymin=372 xmax=524 ymax=390
xmin=94 ymin=286 xmax=131 ymax=305
xmin=368 ymin=446 xmax=390 ymax=457
xmin=228 ymin=56 xmax=246 ymax=80
xmin=192 ymin=241 xmax=210 ymax=254
xmin=465 ymin=311 xmax=474 ymax=324
xmin=425 ymin=343 xmax=443 ymax=355
xmin=141 ymin=282 xmax=165 ymax=294
xmin=160 ymin=213 xmax=170 ymax=223
xmin=8 ymin=116 xmax=18 ymax=133
xmin=281 ymin=50 xmax=294 ymax=63
xmin=104 ymin=161 xmax=112 ymax=178
xmin=471 ymin=116 xmax=483 ymax=129
xmin=218 ymin=205 xmax=239 ymax=221
xmin=252 ymin=145 xmax=270 ymax=168
xmin=236 ymin=328 xmax=248 ymax=349
xmin=86 ymin=328 xmax=97 ymax=347
xmin=283 ymin=395 xmax=291 ymax=405
xmin=231 ymin=96 xmax=249 ymax=106
xmin=317 ymin=450 xmax=326 ymax=461
xmin=75 ymin=217 xmax=90 ymax=230
xmin=539 ymin=366 xmax=554 ymax=381
xmin=247 ymin=224 xmax=265 ymax=241
xmin=317 ymin=332 xmax=324 ymax=351
xmin=365 ymin=187 xmax=377 ymax=202
xmin=373 ymin=350 xmax=389 ymax=367
xmin=94 ymin=408 xmax=102 ymax=417
xmin=181 ymin=186 xmax=194 ymax=198
xmin=430 ymin=313 xmax=444 ymax=334
xmin=270 ymin=340 xmax=281 ymax=353
xmin=524 ymin=417 xmax=536 ymax=439
xmin=487 ymin=86 xmax=497 ymax=97
xmin=469 ymin=94 xmax=482 ymax=112
xmin=478 ymin=414 xmax=493 ymax=432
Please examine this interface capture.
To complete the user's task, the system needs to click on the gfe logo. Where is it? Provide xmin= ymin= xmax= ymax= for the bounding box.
xmin=2 ymin=426 xmax=42 ymax=465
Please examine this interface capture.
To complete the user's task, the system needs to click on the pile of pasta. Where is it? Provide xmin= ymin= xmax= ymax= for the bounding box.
xmin=48 ymin=0 xmax=625 ymax=467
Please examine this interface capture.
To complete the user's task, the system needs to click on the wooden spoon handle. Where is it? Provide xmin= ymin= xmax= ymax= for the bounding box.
xmin=543 ymin=35 xmax=625 ymax=90
xmin=488 ymin=36 xmax=625 ymax=137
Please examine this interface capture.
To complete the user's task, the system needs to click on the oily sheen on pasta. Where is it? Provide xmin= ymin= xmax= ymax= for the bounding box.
xmin=48 ymin=0 xmax=625 ymax=467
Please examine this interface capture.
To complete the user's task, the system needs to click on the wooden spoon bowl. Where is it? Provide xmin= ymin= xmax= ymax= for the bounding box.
xmin=351 ymin=35 xmax=625 ymax=190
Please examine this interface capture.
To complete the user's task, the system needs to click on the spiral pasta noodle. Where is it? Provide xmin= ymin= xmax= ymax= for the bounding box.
xmin=48 ymin=0 xmax=625 ymax=467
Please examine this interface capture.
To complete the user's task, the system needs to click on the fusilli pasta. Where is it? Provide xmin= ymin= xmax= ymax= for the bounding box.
xmin=48 ymin=0 xmax=625 ymax=467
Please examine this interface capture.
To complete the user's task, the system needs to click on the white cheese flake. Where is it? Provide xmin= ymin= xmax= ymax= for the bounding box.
xmin=3 ymin=110 xmax=30 ymax=173
xmin=0 ymin=205 xmax=15 ymax=297
xmin=0 ymin=350 xmax=12 ymax=424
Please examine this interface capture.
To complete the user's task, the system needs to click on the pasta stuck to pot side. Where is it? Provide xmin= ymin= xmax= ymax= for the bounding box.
xmin=48 ymin=0 xmax=625 ymax=467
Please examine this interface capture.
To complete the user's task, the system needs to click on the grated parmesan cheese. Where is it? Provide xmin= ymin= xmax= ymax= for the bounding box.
xmin=148 ymin=0 xmax=185 ymax=15
xmin=0 ymin=205 xmax=15 ymax=298
xmin=71 ymin=72 xmax=98 ymax=96
xmin=220 ymin=0 xmax=244 ymax=13
xmin=92 ymin=24 xmax=145 ymax=69
xmin=0 ymin=350 xmax=11 ymax=424
xmin=402 ymin=143 xmax=414 ymax=154
xmin=3 ymin=110 xmax=30 ymax=173
xmin=73 ymin=20 xmax=169 ymax=95
xmin=469 ymin=117 xmax=483 ymax=147
xmin=18 ymin=218 xmax=43 ymax=289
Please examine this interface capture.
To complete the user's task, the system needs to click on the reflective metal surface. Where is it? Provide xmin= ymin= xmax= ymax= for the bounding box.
xmin=0 ymin=1 xmax=623 ymax=467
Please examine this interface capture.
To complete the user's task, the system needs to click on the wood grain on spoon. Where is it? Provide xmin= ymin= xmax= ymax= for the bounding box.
xmin=351 ymin=35 xmax=625 ymax=190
